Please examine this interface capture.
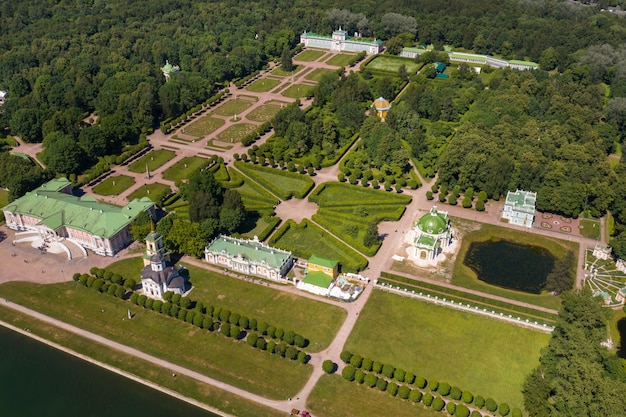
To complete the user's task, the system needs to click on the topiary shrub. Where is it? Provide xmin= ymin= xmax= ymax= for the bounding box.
xmin=446 ymin=401 xmax=456 ymax=415
xmin=340 ymin=350 xmax=353 ymax=363
xmin=255 ymin=337 xmax=267 ymax=350
xmin=386 ymin=382 xmax=398 ymax=397
xmin=423 ymin=393 xmax=434 ymax=406
xmin=451 ymin=386 xmax=462 ymax=400
xmin=350 ymin=354 xmax=363 ymax=368
xmin=428 ymin=379 xmax=439 ymax=391
xmin=376 ymin=378 xmax=388 ymax=391
xmin=382 ymin=364 xmax=395 ymax=378
xmin=342 ymin=365 xmax=356 ymax=381
xmin=498 ymin=403 xmax=510 ymax=416
xmin=322 ymin=360 xmax=336 ymax=374
xmin=362 ymin=357 xmax=373 ymax=371
xmin=372 ymin=361 xmax=383 ymax=373
xmin=409 ymin=389 xmax=422 ymax=403
xmin=364 ymin=373 xmax=378 ymax=388
xmin=455 ymin=404 xmax=470 ymax=417
xmin=475 ymin=199 xmax=485 ymax=211
xmin=415 ymin=376 xmax=427 ymax=389
xmin=393 ymin=368 xmax=406 ymax=382
xmin=398 ymin=385 xmax=410 ymax=399
xmin=438 ymin=382 xmax=451 ymax=396
xmin=485 ymin=398 xmax=498 ymax=413
xmin=426 ymin=190 xmax=434 ymax=200
xmin=470 ymin=411 xmax=482 ymax=417
xmin=404 ymin=371 xmax=415 ymax=384
xmin=475 ymin=395 xmax=485 ymax=409
xmin=511 ymin=408 xmax=522 ymax=417
xmin=355 ymin=369 xmax=365 ymax=384
xmin=432 ymin=397 xmax=445 ymax=411
xmin=462 ymin=391 xmax=474 ymax=404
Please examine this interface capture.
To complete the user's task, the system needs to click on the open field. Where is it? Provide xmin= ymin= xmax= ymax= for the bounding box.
xmin=245 ymin=79 xmax=281 ymax=93
xmin=344 ymin=290 xmax=550 ymax=409
xmin=216 ymin=123 xmax=258 ymax=143
xmin=452 ymin=223 xmax=575 ymax=311
xmin=0 ymin=305 xmax=285 ymax=417
xmin=127 ymin=183 xmax=171 ymax=203
xmin=579 ymin=218 xmax=601 ymax=240
xmin=128 ymin=150 xmax=176 ymax=173
xmin=0 ymin=281 xmax=312 ymax=399
xmin=212 ymin=99 xmax=254 ymax=117
xmin=183 ymin=117 xmax=225 ymax=137
xmin=281 ymin=84 xmax=315 ymax=99
xmin=309 ymin=374 xmax=446 ymax=417
xmin=162 ymin=157 xmax=210 ymax=182
xmin=92 ymin=175 xmax=136 ymax=196
xmin=325 ymin=54 xmax=357 ymax=67
xmin=235 ymin=162 xmax=314 ymax=200
xmin=270 ymin=219 xmax=368 ymax=272
xmin=245 ymin=103 xmax=283 ymax=122
xmin=104 ymin=257 xmax=345 ymax=351
xmin=295 ymin=50 xmax=325 ymax=62
xmin=305 ymin=68 xmax=336 ymax=82
xmin=365 ymin=55 xmax=420 ymax=74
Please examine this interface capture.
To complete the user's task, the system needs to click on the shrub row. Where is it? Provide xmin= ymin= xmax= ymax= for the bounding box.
xmin=73 ymin=272 xmax=130 ymax=299
xmin=241 ymin=121 xmax=273 ymax=146
xmin=160 ymin=90 xmax=228 ymax=134
xmin=233 ymin=70 xmax=261 ymax=88
xmin=379 ymin=272 xmax=557 ymax=322
xmin=339 ymin=350 xmax=521 ymax=416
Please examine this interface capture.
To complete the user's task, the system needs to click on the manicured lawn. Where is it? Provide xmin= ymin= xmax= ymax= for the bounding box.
xmin=365 ymin=55 xmax=420 ymax=74
xmin=0 ymin=305 xmax=287 ymax=417
xmin=235 ymin=161 xmax=314 ymax=200
xmin=239 ymin=215 xmax=281 ymax=241
xmin=212 ymin=99 xmax=254 ymax=117
xmin=92 ymin=175 xmax=136 ymax=196
xmin=127 ymin=183 xmax=171 ymax=203
xmin=162 ymin=156 xmax=210 ymax=182
xmin=245 ymin=78 xmax=281 ymax=93
xmin=128 ymin=150 xmax=176 ymax=173
xmin=0 ymin=281 xmax=312 ymax=399
xmin=271 ymin=65 xmax=303 ymax=77
xmin=183 ymin=116 xmax=225 ymax=137
xmin=281 ymin=83 xmax=315 ymax=99
xmin=579 ymin=218 xmax=601 ymax=240
xmin=344 ymin=290 xmax=550 ymax=409
xmin=245 ymin=103 xmax=283 ymax=122
xmin=295 ymin=50 xmax=325 ymax=62
xmin=309 ymin=183 xmax=411 ymax=256
xmin=234 ymin=181 xmax=277 ymax=212
xmin=452 ymin=223 xmax=574 ymax=311
xmin=269 ymin=219 xmax=368 ymax=272
xmin=305 ymin=68 xmax=336 ymax=82
xmin=309 ymin=374 xmax=446 ymax=417
xmin=216 ymin=123 xmax=257 ymax=143
xmin=325 ymin=54 xmax=357 ymax=67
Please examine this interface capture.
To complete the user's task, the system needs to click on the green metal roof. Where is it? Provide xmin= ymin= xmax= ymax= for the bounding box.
xmin=302 ymin=271 xmax=334 ymax=288
xmin=417 ymin=208 xmax=448 ymax=234
xmin=415 ymin=234 xmax=438 ymax=249
xmin=309 ymin=255 xmax=338 ymax=269
xmin=2 ymin=180 xmax=153 ymax=239
xmin=449 ymin=52 xmax=487 ymax=63
xmin=145 ymin=231 xmax=162 ymax=242
xmin=207 ymin=235 xmax=291 ymax=268
xmin=40 ymin=177 xmax=72 ymax=192
xmin=505 ymin=190 xmax=536 ymax=214
xmin=508 ymin=60 xmax=538 ymax=67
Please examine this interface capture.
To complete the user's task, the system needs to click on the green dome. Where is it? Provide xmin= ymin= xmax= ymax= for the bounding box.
xmin=417 ymin=208 xmax=448 ymax=234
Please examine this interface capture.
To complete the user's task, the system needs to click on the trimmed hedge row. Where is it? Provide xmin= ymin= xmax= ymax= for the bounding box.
xmin=379 ymin=272 xmax=557 ymax=322
xmin=160 ymin=90 xmax=229 ymax=134
xmin=339 ymin=350 xmax=521 ymax=417
xmin=234 ymin=161 xmax=314 ymax=200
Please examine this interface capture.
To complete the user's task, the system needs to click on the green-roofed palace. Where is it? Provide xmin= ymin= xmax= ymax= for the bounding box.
xmin=411 ymin=206 xmax=453 ymax=265
xmin=502 ymin=189 xmax=536 ymax=228
xmin=300 ymin=29 xmax=383 ymax=54
xmin=2 ymin=178 xmax=155 ymax=256
xmin=204 ymin=235 xmax=294 ymax=281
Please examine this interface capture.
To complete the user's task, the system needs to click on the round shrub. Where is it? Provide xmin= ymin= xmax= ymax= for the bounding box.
xmin=462 ymin=195 xmax=472 ymax=208
xmin=426 ymin=191 xmax=434 ymax=200
xmin=475 ymin=395 xmax=485 ymax=409
xmin=350 ymin=355 xmax=363 ymax=368
xmin=372 ymin=361 xmax=383 ymax=373
xmin=275 ymin=328 xmax=284 ymax=339
xmin=382 ymin=364 xmax=395 ymax=378
xmin=376 ymin=378 xmax=387 ymax=391
xmin=446 ymin=401 xmax=456 ymax=415
xmin=354 ymin=369 xmax=365 ymax=384
xmin=202 ymin=316 xmax=214 ymax=330
xmin=267 ymin=340 xmax=276 ymax=354
xmin=285 ymin=346 xmax=298 ymax=360
xmin=229 ymin=312 xmax=241 ymax=325
xmin=432 ymin=397 xmax=445 ymax=411
xmin=438 ymin=382 xmax=451 ymax=396
xmin=511 ymin=408 xmax=522 ymax=417
xmin=239 ymin=316 xmax=249 ymax=329
xmin=428 ymin=379 xmax=439 ymax=391
xmin=409 ymin=389 xmax=422 ymax=403
xmin=498 ymin=403 xmax=510 ymax=416
xmin=456 ymin=404 xmax=470 ymax=417
xmin=255 ymin=337 xmax=267 ymax=350
xmin=177 ymin=308 xmax=187 ymax=321
xmin=266 ymin=325 xmax=276 ymax=338
xmin=342 ymin=365 xmax=356 ymax=381
xmin=470 ymin=412 xmax=482 ymax=417
xmin=193 ymin=313 xmax=204 ymax=327
xmin=322 ymin=360 xmax=336 ymax=374
xmin=362 ymin=357 xmax=373 ymax=371
xmin=475 ymin=199 xmax=485 ymax=211
xmin=257 ymin=321 xmax=268 ymax=335
xmin=398 ymin=385 xmax=410 ymax=400
xmin=364 ymin=373 xmax=378 ymax=388
xmin=485 ymin=398 xmax=498 ymax=413
xmin=185 ymin=310 xmax=195 ymax=323
xmin=404 ymin=371 xmax=415 ymax=384
xmin=423 ymin=393 xmax=434 ymax=407
xmin=161 ymin=302 xmax=172 ymax=316
xmin=230 ymin=325 xmax=241 ymax=339
xmin=297 ymin=351 xmax=308 ymax=364
xmin=249 ymin=317 xmax=257 ymax=330
xmin=462 ymin=391 xmax=474 ymax=404
xmin=340 ymin=350 xmax=353 ymax=363
xmin=220 ymin=322 xmax=231 ymax=336
xmin=451 ymin=386 xmax=462 ymax=400
xmin=387 ymin=382 xmax=398 ymax=397
xmin=170 ymin=305 xmax=180 ymax=317
xmin=415 ymin=376 xmax=427 ymax=389
xmin=393 ymin=368 xmax=406 ymax=382
xmin=219 ymin=309 xmax=231 ymax=322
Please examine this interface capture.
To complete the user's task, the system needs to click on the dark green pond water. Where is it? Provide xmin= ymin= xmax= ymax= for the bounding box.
xmin=464 ymin=238 xmax=555 ymax=294
xmin=0 ymin=326 xmax=217 ymax=417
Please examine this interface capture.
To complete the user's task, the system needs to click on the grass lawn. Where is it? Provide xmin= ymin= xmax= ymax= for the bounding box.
xmin=235 ymin=161 xmax=314 ymax=200
xmin=127 ymin=183 xmax=171 ymax=203
xmin=271 ymin=65 xmax=303 ymax=77
xmin=295 ymin=50 xmax=325 ymax=62
xmin=128 ymin=150 xmax=176 ymax=173
xmin=216 ymin=123 xmax=257 ymax=143
xmin=239 ymin=215 xmax=281 ymax=242
xmin=92 ymin=175 xmax=136 ymax=196
xmin=270 ymin=219 xmax=368 ymax=272
xmin=162 ymin=156 xmax=210 ymax=182
xmin=245 ymin=103 xmax=283 ymax=122
xmin=183 ymin=116 xmax=225 ymax=137
xmin=245 ymin=79 xmax=281 ymax=93
xmin=325 ymin=54 xmax=357 ymax=67
xmin=365 ymin=55 xmax=420 ymax=74
xmin=281 ymin=84 xmax=315 ymax=99
xmin=0 ymin=189 xmax=8 ymax=223
xmin=344 ymin=290 xmax=550 ymax=409
xmin=579 ymin=218 xmax=601 ymax=240
xmin=212 ymin=99 xmax=254 ymax=117
xmin=0 ymin=305 xmax=287 ymax=417
xmin=309 ymin=374 xmax=446 ymax=417
xmin=305 ymin=68 xmax=336 ymax=82
xmin=452 ymin=223 xmax=574 ymax=311
xmin=0 ymin=281 xmax=312 ymax=399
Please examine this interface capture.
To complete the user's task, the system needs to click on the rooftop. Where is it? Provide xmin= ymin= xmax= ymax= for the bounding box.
xmin=309 ymin=255 xmax=338 ymax=269
xmin=301 ymin=271 xmax=334 ymax=289
xmin=505 ymin=189 xmax=536 ymax=213
xmin=206 ymin=235 xmax=292 ymax=267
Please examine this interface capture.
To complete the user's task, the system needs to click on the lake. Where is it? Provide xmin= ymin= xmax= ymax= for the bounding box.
xmin=0 ymin=325 xmax=217 ymax=417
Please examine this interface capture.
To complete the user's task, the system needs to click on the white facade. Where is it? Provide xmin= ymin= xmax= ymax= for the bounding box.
xmin=502 ymin=190 xmax=536 ymax=228
xmin=300 ymin=29 xmax=383 ymax=54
